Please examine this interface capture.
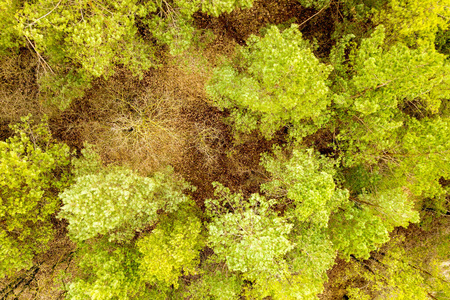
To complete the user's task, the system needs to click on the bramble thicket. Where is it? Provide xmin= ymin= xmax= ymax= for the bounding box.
xmin=0 ymin=0 xmax=449 ymax=299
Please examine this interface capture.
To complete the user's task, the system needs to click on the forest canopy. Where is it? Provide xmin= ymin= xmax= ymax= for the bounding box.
xmin=0 ymin=0 xmax=450 ymax=299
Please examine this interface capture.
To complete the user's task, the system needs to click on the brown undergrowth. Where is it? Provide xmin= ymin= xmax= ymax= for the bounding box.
xmin=0 ymin=50 xmax=56 ymax=140
xmin=194 ymin=0 xmax=338 ymax=57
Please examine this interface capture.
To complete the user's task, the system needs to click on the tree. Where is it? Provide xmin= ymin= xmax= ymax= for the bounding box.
xmin=338 ymin=231 xmax=450 ymax=299
xmin=64 ymin=239 xmax=149 ymax=300
xmin=204 ymin=178 xmax=340 ymax=299
xmin=0 ymin=115 xmax=71 ymax=277
xmin=260 ymin=147 xmax=349 ymax=226
xmin=0 ymin=0 xmax=21 ymax=53
xmin=394 ymin=117 xmax=450 ymax=199
xmin=373 ymin=0 xmax=450 ymax=47
xmin=330 ymin=25 xmax=450 ymax=167
xmin=137 ymin=206 xmax=204 ymax=288
xmin=205 ymin=183 xmax=294 ymax=280
xmin=329 ymin=202 xmax=391 ymax=260
xmin=179 ymin=263 xmax=244 ymax=300
xmin=207 ymin=24 xmax=332 ymax=140
xmin=58 ymin=145 xmax=194 ymax=242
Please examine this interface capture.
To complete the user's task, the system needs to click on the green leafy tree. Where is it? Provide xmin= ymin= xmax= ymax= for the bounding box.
xmin=395 ymin=117 xmax=450 ymax=199
xmin=58 ymin=145 xmax=193 ymax=242
xmin=137 ymin=207 xmax=204 ymax=288
xmin=180 ymin=264 xmax=243 ymax=300
xmin=330 ymin=26 xmax=450 ymax=167
xmin=205 ymin=183 xmax=294 ymax=280
xmin=260 ymin=147 xmax=349 ymax=226
xmin=255 ymin=147 xmax=347 ymax=298
xmin=251 ymin=224 xmax=336 ymax=300
xmin=329 ymin=202 xmax=391 ymax=260
xmin=0 ymin=115 xmax=71 ymax=277
xmin=340 ymin=234 xmax=450 ymax=299
xmin=207 ymin=24 xmax=332 ymax=140
xmin=64 ymin=240 xmax=149 ymax=300
xmin=359 ymin=188 xmax=420 ymax=231
xmin=373 ymin=0 xmax=450 ymax=47
xmin=0 ymin=0 xmax=21 ymax=53
xmin=16 ymin=0 xmax=156 ymax=77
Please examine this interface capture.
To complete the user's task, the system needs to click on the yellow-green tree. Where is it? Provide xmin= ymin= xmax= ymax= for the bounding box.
xmin=207 ymin=24 xmax=332 ymax=140
xmin=0 ymin=115 xmax=71 ymax=277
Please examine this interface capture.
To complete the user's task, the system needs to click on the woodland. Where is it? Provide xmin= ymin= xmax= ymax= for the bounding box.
xmin=0 ymin=0 xmax=450 ymax=299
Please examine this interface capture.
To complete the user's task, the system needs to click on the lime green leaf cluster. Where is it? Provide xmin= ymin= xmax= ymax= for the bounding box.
xmin=205 ymin=183 xmax=294 ymax=280
xmin=373 ymin=0 xmax=450 ymax=46
xmin=396 ymin=117 xmax=450 ymax=198
xmin=137 ymin=208 xmax=204 ymax=288
xmin=360 ymin=188 xmax=420 ymax=230
xmin=207 ymin=24 xmax=332 ymax=140
xmin=0 ymin=115 xmax=71 ymax=277
xmin=330 ymin=203 xmax=390 ymax=260
xmin=298 ymin=0 xmax=330 ymax=9
xmin=332 ymin=26 xmax=450 ymax=166
xmin=263 ymin=225 xmax=336 ymax=299
xmin=248 ymin=272 xmax=329 ymax=300
xmin=288 ymin=225 xmax=336 ymax=277
xmin=261 ymin=147 xmax=349 ymax=226
xmin=16 ymin=0 xmax=156 ymax=78
xmin=256 ymin=147 xmax=346 ymax=298
xmin=181 ymin=266 xmax=243 ymax=300
xmin=65 ymin=241 xmax=148 ymax=300
xmin=0 ymin=0 xmax=21 ymax=52
xmin=342 ymin=237 xmax=450 ymax=300
xmin=58 ymin=146 xmax=193 ymax=242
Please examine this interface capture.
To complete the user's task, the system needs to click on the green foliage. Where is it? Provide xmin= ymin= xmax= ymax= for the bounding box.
xmin=288 ymin=224 xmax=336 ymax=277
xmin=38 ymin=69 xmax=92 ymax=110
xmin=0 ymin=0 xmax=21 ymax=53
xmin=261 ymin=147 xmax=349 ymax=226
xmin=263 ymin=225 xmax=336 ymax=299
xmin=346 ymin=287 xmax=371 ymax=300
xmin=396 ymin=117 xmax=450 ymax=198
xmin=65 ymin=240 xmax=149 ymax=300
xmin=207 ymin=24 xmax=332 ymax=140
xmin=331 ymin=26 xmax=450 ymax=167
xmin=298 ymin=0 xmax=330 ymax=9
xmin=373 ymin=0 xmax=450 ymax=46
xmin=0 ymin=115 xmax=71 ymax=277
xmin=16 ymin=0 xmax=156 ymax=78
xmin=137 ymin=207 xmax=204 ymax=288
xmin=330 ymin=203 xmax=390 ymax=260
xmin=256 ymin=147 xmax=350 ymax=298
xmin=205 ymin=183 xmax=294 ymax=280
xmin=180 ymin=264 xmax=243 ymax=300
xmin=341 ymin=235 xmax=450 ymax=300
xmin=360 ymin=188 xmax=420 ymax=230
xmin=247 ymin=272 xmax=329 ymax=300
xmin=58 ymin=145 xmax=193 ymax=242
